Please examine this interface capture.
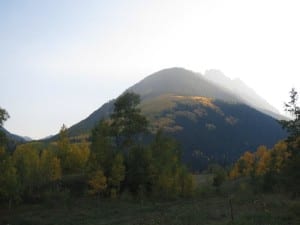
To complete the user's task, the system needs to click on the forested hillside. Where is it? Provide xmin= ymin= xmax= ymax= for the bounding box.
xmin=66 ymin=68 xmax=286 ymax=170
xmin=0 ymin=90 xmax=299 ymax=225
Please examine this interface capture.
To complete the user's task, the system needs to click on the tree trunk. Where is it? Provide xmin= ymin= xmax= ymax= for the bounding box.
xmin=229 ymin=198 xmax=234 ymax=222
xmin=8 ymin=198 xmax=12 ymax=210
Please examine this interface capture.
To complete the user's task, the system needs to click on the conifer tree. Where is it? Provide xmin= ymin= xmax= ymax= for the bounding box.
xmin=279 ymin=88 xmax=300 ymax=196
xmin=0 ymin=107 xmax=9 ymax=148
xmin=0 ymin=107 xmax=9 ymax=127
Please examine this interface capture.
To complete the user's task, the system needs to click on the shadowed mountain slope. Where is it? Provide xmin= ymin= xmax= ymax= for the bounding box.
xmin=140 ymin=94 xmax=286 ymax=170
xmin=66 ymin=68 xmax=286 ymax=170
xmin=0 ymin=127 xmax=27 ymax=150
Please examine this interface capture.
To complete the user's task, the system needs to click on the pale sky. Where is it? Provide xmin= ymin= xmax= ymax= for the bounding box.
xmin=1 ymin=0 xmax=299 ymax=139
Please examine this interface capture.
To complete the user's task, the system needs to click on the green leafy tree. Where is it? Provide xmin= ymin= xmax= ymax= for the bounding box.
xmin=56 ymin=124 xmax=72 ymax=172
xmin=40 ymin=149 xmax=62 ymax=183
xmin=111 ymin=92 xmax=148 ymax=148
xmin=56 ymin=124 xmax=88 ymax=174
xmin=73 ymin=142 xmax=90 ymax=171
xmin=0 ymin=155 xmax=20 ymax=209
xmin=0 ymin=108 xmax=19 ymax=208
xmin=109 ymin=153 xmax=125 ymax=196
xmin=127 ymin=145 xmax=154 ymax=194
xmin=151 ymin=132 xmax=180 ymax=198
xmin=63 ymin=143 xmax=90 ymax=173
xmin=150 ymin=131 xmax=195 ymax=198
xmin=87 ymin=93 xmax=196 ymax=199
xmin=0 ymin=133 xmax=6 ymax=152
xmin=87 ymin=120 xmax=118 ymax=197
xmin=12 ymin=145 xmax=41 ymax=196
xmin=0 ymin=107 xmax=9 ymax=148
xmin=88 ymin=93 xmax=149 ymax=197
xmin=0 ymin=107 xmax=9 ymax=126
xmin=88 ymin=120 xmax=114 ymax=174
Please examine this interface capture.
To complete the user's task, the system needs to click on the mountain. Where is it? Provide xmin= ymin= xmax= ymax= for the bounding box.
xmin=204 ymin=69 xmax=283 ymax=119
xmin=68 ymin=100 xmax=115 ymax=137
xmin=140 ymin=94 xmax=285 ymax=170
xmin=127 ymin=68 xmax=240 ymax=102
xmin=41 ymin=135 xmax=54 ymax=141
xmin=22 ymin=136 xmax=33 ymax=142
xmin=68 ymin=67 xmax=241 ymax=136
xmin=67 ymin=67 xmax=286 ymax=170
xmin=0 ymin=127 xmax=26 ymax=142
xmin=0 ymin=127 xmax=27 ymax=149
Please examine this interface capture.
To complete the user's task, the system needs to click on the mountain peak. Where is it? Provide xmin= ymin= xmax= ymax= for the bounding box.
xmin=157 ymin=67 xmax=192 ymax=73
xmin=127 ymin=67 xmax=239 ymax=102
xmin=66 ymin=67 xmax=286 ymax=171
xmin=68 ymin=67 xmax=284 ymax=138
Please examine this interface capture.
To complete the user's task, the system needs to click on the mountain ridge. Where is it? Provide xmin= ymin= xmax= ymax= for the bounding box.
xmin=67 ymin=67 xmax=285 ymax=136
xmin=127 ymin=67 xmax=241 ymax=102
xmin=204 ymin=69 xmax=282 ymax=118
xmin=0 ymin=127 xmax=27 ymax=150
xmin=64 ymin=67 xmax=286 ymax=170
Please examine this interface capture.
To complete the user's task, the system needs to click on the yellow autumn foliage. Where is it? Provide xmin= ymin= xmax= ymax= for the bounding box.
xmin=230 ymin=140 xmax=290 ymax=179
xmin=88 ymin=170 xmax=107 ymax=196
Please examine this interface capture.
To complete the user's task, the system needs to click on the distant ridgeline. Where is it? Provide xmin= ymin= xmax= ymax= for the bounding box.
xmin=0 ymin=127 xmax=27 ymax=150
xmin=66 ymin=68 xmax=286 ymax=171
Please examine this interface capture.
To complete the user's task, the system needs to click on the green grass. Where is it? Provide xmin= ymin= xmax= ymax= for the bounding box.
xmin=1 ymin=175 xmax=299 ymax=225
xmin=1 ymin=191 xmax=299 ymax=225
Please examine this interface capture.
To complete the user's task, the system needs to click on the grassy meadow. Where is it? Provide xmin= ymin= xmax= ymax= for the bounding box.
xmin=1 ymin=174 xmax=299 ymax=225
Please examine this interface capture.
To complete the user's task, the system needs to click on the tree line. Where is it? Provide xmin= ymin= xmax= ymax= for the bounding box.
xmin=86 ymin=92 xmax=196 ymax=199
xmin=229 ymin=88 xmax=300 ymax=196
xmin=0 ymin=93 xmax=196 ymax=209
xmin=1 ymin=88 xmax=299 ymax=209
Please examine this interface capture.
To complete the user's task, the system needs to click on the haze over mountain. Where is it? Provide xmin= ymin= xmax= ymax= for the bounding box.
xmin=204 ymin=69 xmax=283 ymax=119
xmin=2 ymin=0 xmax=299 ymax=141
xmin=127 ymin=68 xmax=284 ymax=119
xmin=127 ymin=68 xmax=239 ymax=102
xmin=66 ymin=68 xmax=286 ymax=170
xmin=68 ymin=67 xmax=242 ymax=136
